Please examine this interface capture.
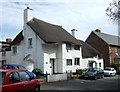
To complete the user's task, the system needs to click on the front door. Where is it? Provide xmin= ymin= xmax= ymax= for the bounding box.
xmin=50 ymin=58 xmax=55 ymax=74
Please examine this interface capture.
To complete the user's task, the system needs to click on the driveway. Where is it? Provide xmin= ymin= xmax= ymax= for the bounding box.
xmin=41 ymin=75 xmax=120 ymax=91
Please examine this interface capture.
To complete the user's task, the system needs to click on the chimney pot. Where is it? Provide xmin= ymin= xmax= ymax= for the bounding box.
xmin=6 ymin=38 xmax=12 ymax=43
xmin=95 ymin=29 xmax=101 ymax=32
xmin=71 ymin=29 xmax=77 ymax=37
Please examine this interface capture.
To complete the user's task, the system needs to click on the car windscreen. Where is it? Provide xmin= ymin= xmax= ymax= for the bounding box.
xmin=88 ymin=68 xmax=96 ymax=72
xmin=104 ymin=68 xmax=111 ymax=71
xmin=0 ymin=72 xmax=6 ymax=84
xmin=18 ymin=65 xmax=26 ymax=70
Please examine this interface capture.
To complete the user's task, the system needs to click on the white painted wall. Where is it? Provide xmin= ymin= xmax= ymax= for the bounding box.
xmin=62 ymin=43 xmax=82 ymax=73
xmin=81 ymin=57 xmax=104 ymax=69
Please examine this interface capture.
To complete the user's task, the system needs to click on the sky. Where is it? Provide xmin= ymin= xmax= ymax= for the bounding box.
xmin=0 ymin=0 xmax=118 ymax=41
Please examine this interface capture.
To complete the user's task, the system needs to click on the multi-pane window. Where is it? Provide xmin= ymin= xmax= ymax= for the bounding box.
xmin=66 ymin=59 xmax=72 ymax=66
xmin=13 ymin=47 xmax=17 ymax=54
xmin=2 ymin=48 xmax=6 ymax=56
xmin=74 ymin=58 xmax=80 ymax=65
xmin=66 ymin=43 xmax=71 ymax=50
xmin=28 ymin=38 xmax=32 ymax=48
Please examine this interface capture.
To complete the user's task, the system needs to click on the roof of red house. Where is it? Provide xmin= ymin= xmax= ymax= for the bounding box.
xmin=93 ymin=31 xmax=120 ymax=46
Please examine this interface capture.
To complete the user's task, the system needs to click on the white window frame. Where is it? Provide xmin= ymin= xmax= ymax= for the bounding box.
xmin=74 ymin=58 xmax=80 ymax=65
xmin=13 ymin=46 xmax=17 ymax=55
xmin=66 ymin=59 xmax=72 ymax=66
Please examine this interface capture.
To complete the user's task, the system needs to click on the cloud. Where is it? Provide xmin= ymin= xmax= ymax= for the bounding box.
xmin=0 ymin=0 xmax=118 ymax=41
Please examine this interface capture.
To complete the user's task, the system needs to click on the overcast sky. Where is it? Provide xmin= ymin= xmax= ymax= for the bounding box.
xmin=0 ymin=0 xmax=118 ymax=41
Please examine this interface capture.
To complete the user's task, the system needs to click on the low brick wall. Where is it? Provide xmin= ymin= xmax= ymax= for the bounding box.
xmin=47 ymin=73 xmax=67 ymax=82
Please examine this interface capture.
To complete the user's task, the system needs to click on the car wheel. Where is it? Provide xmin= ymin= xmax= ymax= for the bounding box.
xmin=34 ymin=85 xmax=40 ymax=92
xmin=101 ymin=75 xmax=104 ymax=79
xmin=110 ymin=73 xmax=112 ymax=77
xmin=94 ymin=76 xmax=97 ymax=80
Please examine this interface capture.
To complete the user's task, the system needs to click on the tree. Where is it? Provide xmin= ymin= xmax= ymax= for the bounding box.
xmin=106 ymin=0 xmax=120 ymax=22
xmin=110 ymin=62 xmax=120 ymax=72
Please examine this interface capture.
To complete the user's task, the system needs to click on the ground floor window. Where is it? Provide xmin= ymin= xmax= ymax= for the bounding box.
xmin=99 ymin=63 xmax=101 ymax=68
xmin=74 ymin=58 xmax=80 ymax=65
xmin=66 ymin=59 xmax=72 ymax=66
xmin=0 ymin=60 xmax=6 ymax=67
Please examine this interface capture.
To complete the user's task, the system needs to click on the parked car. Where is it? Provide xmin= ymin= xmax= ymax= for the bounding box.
xmin=0 ymin=69 xmax=40 ymax=92
xmin=81 ymin=68 xmax=104 ymax=80
xmin=2 ymin=64 xmax=36 ymax=79
xmin=104 ymin=67 xmax=116 ymax=76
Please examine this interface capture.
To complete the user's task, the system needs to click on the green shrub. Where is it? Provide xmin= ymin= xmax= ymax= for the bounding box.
xmin=32 ymin=68 xmax=42 ymax=76
xmin=76 ymin=69 xmax=87 ymax=75
xmin=110 ymin=62 xmax=120 ymax=72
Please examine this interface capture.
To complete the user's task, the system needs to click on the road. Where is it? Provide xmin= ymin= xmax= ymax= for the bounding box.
xmin=41 ymin=75 xmax=120 ymax=91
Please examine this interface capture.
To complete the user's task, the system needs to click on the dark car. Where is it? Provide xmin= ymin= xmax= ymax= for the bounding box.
xmin=0 ymin=69 xmax=40 ymax=92
xmin=2 ymin=64 xmax=36 ymax=79
xmin=81 ymin=68 xmax=104 ymax=80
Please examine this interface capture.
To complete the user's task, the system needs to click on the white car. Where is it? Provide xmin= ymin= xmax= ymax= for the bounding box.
xmin=104 ymin=67 xmax=116 ymax=76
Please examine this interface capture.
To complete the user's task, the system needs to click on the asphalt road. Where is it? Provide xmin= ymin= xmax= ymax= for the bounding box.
xmin=41 ymin=75 xmax=120 ymax=91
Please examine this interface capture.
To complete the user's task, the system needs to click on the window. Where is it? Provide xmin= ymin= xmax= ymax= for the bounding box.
xmin=28 ymin=38 xmax=32 ymax=48
xmin=19 ymin=72 xmax=30 ymax=81
xmin=66 ymin=59 xmax=72 ymax=66
xmin=2 ymin=49 xmax=6 ymax=56
xmin=13 ymin=47 xmax=17 ymax=54
xmin=74 ymin=45 xmax=80 ymax=50
xmin=0 ymin=72 xmax=6 ymax=84
xmin=116 ymin=47 xmax=119 ymax=55
xmin=9 ymin=72 xmax=20 ymax=83
xmin=66 ymin=43 xmax=71 ymax=50
xmin=74 ymin=58 xmax=80 ymax=65
xmin=99 ymin=63 xmax=101 ymax=68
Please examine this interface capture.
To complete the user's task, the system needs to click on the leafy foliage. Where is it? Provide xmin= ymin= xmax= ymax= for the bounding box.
xmin=76 ymin=68 xmax=87 ymax=75
xmin=32 ymin=68 xmax=42 ymax=76
xmin=110 ymin=62 xmax=120 ymax=72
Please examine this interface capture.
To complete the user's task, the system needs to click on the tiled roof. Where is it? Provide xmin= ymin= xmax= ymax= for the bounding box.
xmin=93 ymin=31 xmax=120 ymax=46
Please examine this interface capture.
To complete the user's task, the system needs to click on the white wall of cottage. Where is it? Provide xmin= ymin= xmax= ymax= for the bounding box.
xmin=81 ymin=57 xmax=104 ymax=69
xmin=2 ymin=7 xmax=104 ymax=74
xmin=62 ymin=44 xmax=82 ymax=73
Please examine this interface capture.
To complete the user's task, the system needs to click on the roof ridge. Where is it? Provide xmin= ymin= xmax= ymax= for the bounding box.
xmin=93 ymin=31 xmax=118 ymax=37
xmin=32 ymin=17 xmax=63 ymax=28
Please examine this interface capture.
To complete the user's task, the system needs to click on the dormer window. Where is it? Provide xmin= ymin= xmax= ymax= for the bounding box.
xmin=28 ymin=38 xmax=32 ymax=48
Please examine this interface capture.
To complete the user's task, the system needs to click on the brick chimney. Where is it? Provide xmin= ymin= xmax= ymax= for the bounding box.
xmin=95 ymin=29 xmax=101 ymax=32
xmin=6 ymin=38 xmax=12 ymax=43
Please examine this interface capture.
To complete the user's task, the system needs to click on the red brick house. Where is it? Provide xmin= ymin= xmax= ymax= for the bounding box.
xmin=86 ymin=29 xmax=120 ymax=67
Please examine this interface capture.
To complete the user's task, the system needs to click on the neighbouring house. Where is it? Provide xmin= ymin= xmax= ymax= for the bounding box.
xmin=79 ymin=40 xmax=104 ymax=69
xmin=86 ymin=29 xmax=120 ymax=67
xmin=10 ymin=7 xmax=82 ymax=74
xmin=0 ymin=39 xmax=12 ymax=67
